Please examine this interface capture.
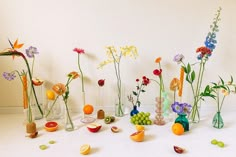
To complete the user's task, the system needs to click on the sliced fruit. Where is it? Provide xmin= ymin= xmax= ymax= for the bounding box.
xmin=45 ymin=121 xmax=58 ymax=132
xmin=172 ymin=123 xmax=184 ymax=135
xmin=27 ymin=131 xmax=38 ymax=138
xmin=32 ymin=77 xmax=44 ymax=86
xmin=130 ymin=130 xmax=145 ymax=142
xmin=110 ymin=116 xmax=115 ymax=122
xmin=39 ymin=145 xmax=48 ymax=150
xmin=111 ymin=126 xmax=119 ymax=133
xmin=136 ymin=125 xmax=145 ymax=131
xmin=217 ymin=141 xmax=225 ymax=148
xmin=49 ymin=140 xmax=56 ymax=144
xmin=46 ymin=90 xmax=56 ymax=100
xmin=87 ymin=123 xmax=102 ymax=133
xmin=174 ymin=145 xmax=185 ymax=154
xmin=211 ymin=139 xmax=218 ymax=145
xmin=80 ymin=144 xmax=91 ymax=155
xmin=83 ymin=104 xmax=94 ymax=114
xmin=104 ymin=116 xmax=112 ymax=124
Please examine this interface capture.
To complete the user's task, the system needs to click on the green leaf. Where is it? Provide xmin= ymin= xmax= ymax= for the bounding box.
xmin=190 ymin=71 xmax=195 ymax=82
xmin=133 ymin=91 xmax=137 ymax=96
xmin=187 ymin=63 xmax=191 ymax=74
xmin=141 ymin=90 xmax=145 ymax=92
xmin=137 ymin=101 xmax=141 ymax=107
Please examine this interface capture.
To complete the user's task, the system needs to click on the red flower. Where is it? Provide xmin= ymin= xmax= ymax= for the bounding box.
xmin=142 ymin=77 xmax=150 ymax=85
xmin=196 ymin=46 xmax=212 ymax=56
xmin=73 ymin=48 xmax=85 ymax=54
xmin=153 ymin=69 xmax=162 ymax=76
xmin=136 ymin=79 xmax=139 ymax=82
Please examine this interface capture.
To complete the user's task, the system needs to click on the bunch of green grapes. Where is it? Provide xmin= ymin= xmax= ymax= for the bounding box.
xmin=130 ymin=112 xmax=152 ymax=125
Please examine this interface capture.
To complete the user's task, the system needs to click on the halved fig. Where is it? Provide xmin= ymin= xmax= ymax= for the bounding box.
xmin=111 ymin=126 xmax=119 ymax=133
xmin=173 ymin=145 xmax=185 ymax=154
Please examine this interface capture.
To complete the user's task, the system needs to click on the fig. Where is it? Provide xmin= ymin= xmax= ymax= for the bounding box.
xmin=27 ymin=131 xmax=38 ymax=138
xmin=111 ymin=126 xmax=119 ymax=133
xmin=173 ymin=145 xmax=185 ymax=154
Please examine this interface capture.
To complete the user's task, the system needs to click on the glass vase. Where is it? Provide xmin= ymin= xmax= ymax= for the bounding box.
xmin=175 ymin=114 xmax=189 ymax=132
xmin=188 ymin=100 xmax=201 ymax=123
xmin=115 ymin=102 xmax=124 ymax=117
xmin=31 ymin=85 xmax=44 ymax=120
xmin=212 ymin=111 xmax=224 ymax=129
xmin=130 ymin=105 xmax=139 ymax=116
xmin=64 ymin=104 xmax=74 ymax=131
xmin=45 ymin=98 xmax=63 ymax=121
xmin=154 ymin=96 xmax=165 ymax=125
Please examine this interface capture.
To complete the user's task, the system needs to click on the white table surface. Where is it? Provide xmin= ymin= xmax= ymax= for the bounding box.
xmin=0 ymin=107 xmax=235 ymax=157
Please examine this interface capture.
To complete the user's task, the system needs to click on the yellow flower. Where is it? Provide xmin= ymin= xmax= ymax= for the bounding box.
xmin=221 ymin=89 xmax=229 ymax=96
xmin=170 ymin=78 xmax=180 ymax=91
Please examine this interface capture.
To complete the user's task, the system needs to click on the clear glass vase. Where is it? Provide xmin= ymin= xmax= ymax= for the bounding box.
xmin=212 ymin=111 xmax=224 ymax=129
xmin=188 ymin=100 xmax=201 ymax=123
xmin=31 ymin=85 xmax=44 ymax=120
xmin=115 ymin=102 xmax=124 ymax=117
xmin=64 ymin=105 xmax=74 ymax=131
xmin=175 ymin=113 xmax=189 ymax=132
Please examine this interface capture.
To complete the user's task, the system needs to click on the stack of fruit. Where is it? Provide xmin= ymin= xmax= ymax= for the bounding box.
xmin=130 ymin=112 xmax=152 ymax=125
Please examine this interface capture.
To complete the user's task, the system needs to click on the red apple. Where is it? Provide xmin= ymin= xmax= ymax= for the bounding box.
xmin=87 ymin=123 xmax=102 ymax=133
xmin=173 ymin=145 xmax=185 ymax=154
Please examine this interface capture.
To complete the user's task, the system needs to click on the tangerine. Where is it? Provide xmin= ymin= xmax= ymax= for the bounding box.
xmin=46 ymin=90 xmax=55 ymax=100
xmin=172 ymin=123 xmax=184 ymax=135
xmin=83 ymin=104 xmax=94 ymax=114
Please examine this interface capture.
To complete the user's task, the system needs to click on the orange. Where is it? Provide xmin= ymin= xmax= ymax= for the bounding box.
xmin=80 ymin=144 xmax=91 ymax=155
xmin=46 ymin=90 xmax=55 ymax=100
xmin=83 ymin=104 xmax=94 ymax=114
xmin=172 ymin=123 xmax=184 ymax=135
xmin=130 ymin=130 xmax=145 ymax=142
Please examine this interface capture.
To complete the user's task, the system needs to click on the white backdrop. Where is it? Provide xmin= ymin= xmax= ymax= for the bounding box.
xmin=0 ymin=0 xmax=236 ymax=113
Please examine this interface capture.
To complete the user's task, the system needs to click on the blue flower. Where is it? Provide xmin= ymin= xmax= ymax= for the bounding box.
xmin=171 ymin=101 xmax=192 ymax=115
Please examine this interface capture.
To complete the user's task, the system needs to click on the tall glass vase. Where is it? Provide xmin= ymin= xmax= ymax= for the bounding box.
xmin=154 ymin=97 xmax=165 ymax=125
xmin=188 ymin=100 xmax=201 ymax=123
xmin=64 ymin=104 xmax=74 ymax=131
xmin=31 ymin=84 xmax=44 ymax=120
xmin=212 ymin=111 xmax=224 ymax=129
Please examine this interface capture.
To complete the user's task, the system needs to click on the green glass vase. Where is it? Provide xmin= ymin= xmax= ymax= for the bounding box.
xmin=175 ymin=114 xmax=189 ymax=132
xmin=212 ymin=112 xmax=224 ymax=129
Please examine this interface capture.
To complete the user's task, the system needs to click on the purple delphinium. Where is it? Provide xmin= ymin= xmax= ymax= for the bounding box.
xmin=173 ymin=54 xmax=184 ymax=64
xmin=2 ymin=72 xmax=16 ymax=81
xmin=171 ymin=101 xmax=192 ymax=115
xmin=25 ymin=46 xmax=39 ymax=58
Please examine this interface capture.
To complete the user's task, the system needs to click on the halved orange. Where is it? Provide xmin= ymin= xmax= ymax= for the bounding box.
xmin=130 ymin=130 xmax=145 ymax=142
xmin=45 ymin=121 xmax=58 ymax=132
xmin=172 ymin=123 xmax=184 ymax=136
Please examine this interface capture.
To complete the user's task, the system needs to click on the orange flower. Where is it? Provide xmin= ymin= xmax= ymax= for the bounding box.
xmin=155 ymin=57 xmax=161 ymax=63
xmin=170 ymin=78 xmax=180 ymax=91
xmin=52 ymin=83 xmax=66 ymax=95
xmin=68 ymin=71 xmax=79 ymax=79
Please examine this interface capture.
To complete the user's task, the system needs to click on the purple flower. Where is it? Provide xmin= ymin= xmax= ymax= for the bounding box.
xmin=173 ymin=54 xmax=184 ymax=64
xmin=171 ymin=102 xmax=183 ymax=114
xmin=2 ymin=72 xmax=16 ymax=81
xmin=171 ymin=101 xmax=192 ymax=115
xmin=25 ymin=46 xmax=39 ymax=58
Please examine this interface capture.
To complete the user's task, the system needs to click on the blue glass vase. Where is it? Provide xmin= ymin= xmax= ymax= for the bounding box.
xmin=130 ymin=105 xmax=139 ymax=116
xmin=175 ymin=114 xmax=189 ymax=132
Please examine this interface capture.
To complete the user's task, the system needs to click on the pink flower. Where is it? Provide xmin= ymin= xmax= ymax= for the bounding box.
xmin=73 ymin=48 xmax=85 ymax=54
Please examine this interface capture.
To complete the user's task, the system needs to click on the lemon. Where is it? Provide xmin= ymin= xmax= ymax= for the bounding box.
xmin=136 ymin=125 xmax=145 ymax=131
xmin=80 ymin=144 xmax=91 ymax=155
xmin=46 ymin=90 xmax=55 ymax=100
